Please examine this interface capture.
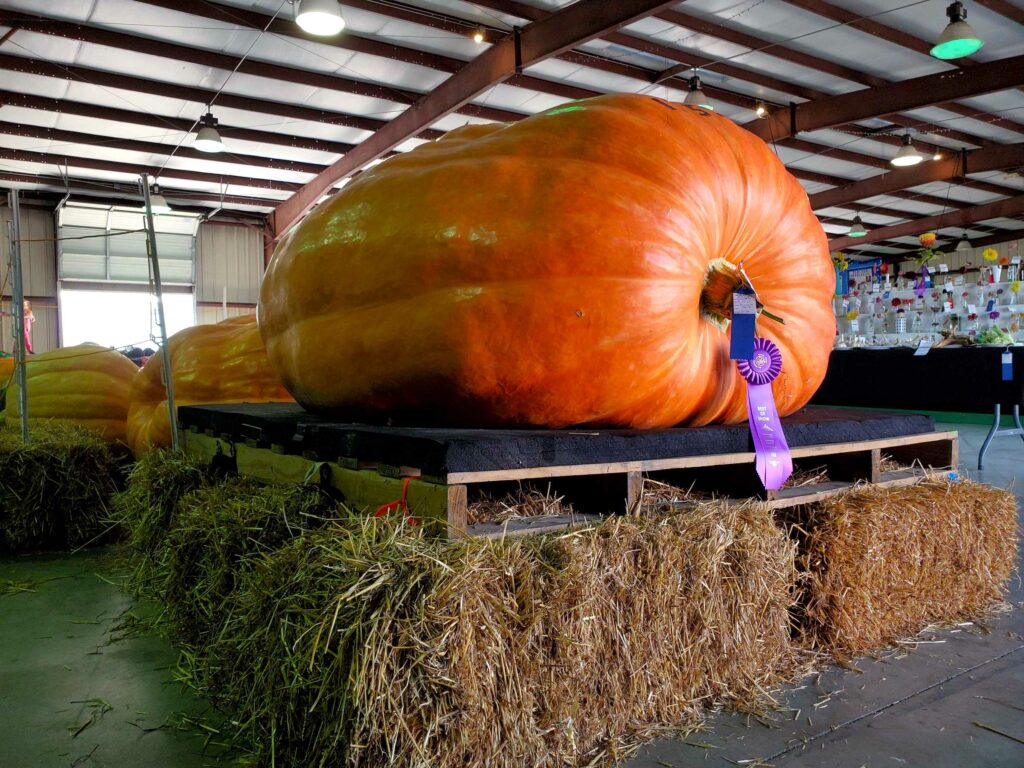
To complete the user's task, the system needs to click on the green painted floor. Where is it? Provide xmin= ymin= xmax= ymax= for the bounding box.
xmin=0 ymin=552 xmax=235 ymax=768
xmin=0 ymin=421 xmax=1021 ymax=768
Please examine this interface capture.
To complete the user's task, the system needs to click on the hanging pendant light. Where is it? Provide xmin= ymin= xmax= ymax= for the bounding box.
xmin=149 ymin=185 xmax=172 ymax=214
xmin=891 ymin=133 xmax=924 ymax=167
xmin=295 ymin=0 xmax=345 ymax=36
xmin=193 ymin=111 xmax=224 ymax=154
xmin=931 ymin=1 xmax=984 ymax=60
xmin=956 ymin=231 xmax=972 ymax=253
xmin=683 ymin=74 xmax=714 ymax=111
xmin=848 ymin=216 xmax=868 ymax=238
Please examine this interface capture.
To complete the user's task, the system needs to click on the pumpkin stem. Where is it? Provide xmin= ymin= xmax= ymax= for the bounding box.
xmin=700 ymin=258 xmax=744 ymax=332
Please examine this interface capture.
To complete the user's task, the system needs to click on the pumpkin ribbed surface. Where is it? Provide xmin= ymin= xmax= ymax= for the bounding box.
xmin=3 ymin=344 xmax=138 ymax=443
xmin=259 ymin=94 xmax=835 ymax=428
xmin=127 ymin=316 xmax=293 ymax=457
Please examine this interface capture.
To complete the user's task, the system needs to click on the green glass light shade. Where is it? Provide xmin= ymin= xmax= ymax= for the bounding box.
xmin=930 ymin=31 xmax=984 ymax=59
xmin=930 ymin=3 xmax=984 ymax=61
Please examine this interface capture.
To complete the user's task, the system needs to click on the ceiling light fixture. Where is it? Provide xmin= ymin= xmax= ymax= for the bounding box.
xmin=933 ymin=150 xmax=944 ymax=160
xmin=472 ymin=30 xmax=485 ymax=44
xmin=683 ymin=74 xmax=714 ymax=111
xmin=848 ymin=215 xmax=868 ymax=238
xmin=149 ymin=185 xmax=172 ymax=214
xmin=956 ymin=231 xmax=972 ymax=252
xmin=930 ymin=1 xmax=984 ymax=60
xmin=193 ymin=111 xmax=224 ymax=153
xmin=295 ymin=0 xmax=345 ymax=36
xmin=754 ymin=102 xmax=768 ymax=119
xmin=891 ymin=133 xmax=924 ymax=167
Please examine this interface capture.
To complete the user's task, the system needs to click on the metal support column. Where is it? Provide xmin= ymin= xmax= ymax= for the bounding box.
xmin=6 ymin=190 xmax=29 ymax=442
xmin=140 ymin=174 xmax=179 ymax=451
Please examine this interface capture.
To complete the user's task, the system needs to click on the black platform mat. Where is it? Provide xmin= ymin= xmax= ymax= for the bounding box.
xmin=178 ymin=404 xmax=935 ymax=476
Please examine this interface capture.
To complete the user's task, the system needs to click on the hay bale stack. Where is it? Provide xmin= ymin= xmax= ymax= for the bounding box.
xmin=114 ymin=449 xmax=215 ymax=583
xmin=0 ymin=424 xmax=122 ymax=551
xmin=155 ymin=479 xmax=340 ymax=644
xmin=129 ymin=473 xmax=797 ymax=768
xmin=788 ymin=478 xmax=1019 ymax=654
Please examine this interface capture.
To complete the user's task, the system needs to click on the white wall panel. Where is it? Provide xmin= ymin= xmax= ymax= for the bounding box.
xmin=1 ymin=204 xmax=58 ymax=354
xmin=196 ymin=304 xmax=256 ymax=326
xmin=196 ymin=223 xmax=263 ymax=305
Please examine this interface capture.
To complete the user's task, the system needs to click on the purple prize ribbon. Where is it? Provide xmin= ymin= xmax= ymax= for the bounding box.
xmin=736 ymin=338 xmax=793 ymax=491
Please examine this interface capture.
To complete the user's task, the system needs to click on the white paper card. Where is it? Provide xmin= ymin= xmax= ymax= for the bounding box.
xmin=914 ymin=340 xmax=933 ymax=356
xmin=938 ymin=263 xmax=949 ymax=273
xmin=968 ymin=304 xmax=977 ymax=314
xmin=733 ymin=292 xmax=757 ymax=315
xmin=1003 ymin=352 xmax=1013 ymax=365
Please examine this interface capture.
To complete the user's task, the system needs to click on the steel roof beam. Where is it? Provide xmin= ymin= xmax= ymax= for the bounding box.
xmin=828 ymin=195 xmax=1024 ymax=249
xmin=782 ymin=136 xmax=1016 ymax=199
xmin=139 ymin=0 xmax=1006 ymax=157
xmin=0 ymin=147 xmax=299 ymax=192
xmin=121 ymin=1 xmax=596 ymax=103
xmin=975 ymin=0 xmax=1024 ymax=27
xmin=4 ymin=60 xmax=960 ymax=220
xmin=810 ymin=143 xmax=1024 ymax=210
xmin=12 ymin=4 xmax=1012 ymax=196
xmin=0 ymin=87 xmax=358 ymax=156
xmin=656 ymin=7 xmax=1024 ymax=139
xmin=270 ymin=0 xmax=683 ymax=236
xmin=466 ymin=0 xmax=1010 ymax=150
xmin=0 ymin=121 xmax=325 ymax=175
xmin=749 ymin=54 xmax=1024 ymax=144
xmin=0 ymin=171 xmax=280 ymax=209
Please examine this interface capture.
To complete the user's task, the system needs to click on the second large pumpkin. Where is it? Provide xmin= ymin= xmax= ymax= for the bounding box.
xmin=127 ymin=315 xmax=293 ymax=457
xmin=260 ymin=94 xmax=835 ymax=428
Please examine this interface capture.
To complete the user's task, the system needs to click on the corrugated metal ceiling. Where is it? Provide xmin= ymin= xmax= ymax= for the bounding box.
xmin=0 ymin=0 xmax=1021 ymax=256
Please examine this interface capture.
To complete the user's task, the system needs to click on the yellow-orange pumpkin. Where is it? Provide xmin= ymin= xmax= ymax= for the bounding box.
xmin=260 ymin=94 xmax=835 ymax=428
xmin=0 ymin=357 xmax=13 ymax=389
xmin=2 ymin=344 xmax=138 ymax=443
xmin=127 ymin=315 xmax=293 ymax=457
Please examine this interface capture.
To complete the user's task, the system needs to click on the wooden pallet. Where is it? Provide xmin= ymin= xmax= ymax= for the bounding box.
xmin=181 ymin=427 xmax=958 ymax=539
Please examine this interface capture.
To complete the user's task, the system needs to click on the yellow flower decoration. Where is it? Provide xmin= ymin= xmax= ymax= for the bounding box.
xmin=1012 ymin=280 xmax=1021 ymax=293
xmin=833 ymin=252 xmax=849 ymax=272
xmin=845 ymin=310 xmax=859 ymax=321
xmin=983 ymin=248 xmax=999 ymax=262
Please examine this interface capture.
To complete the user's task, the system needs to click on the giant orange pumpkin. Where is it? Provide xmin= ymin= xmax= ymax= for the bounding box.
xmin=127 ymin=315 xmax=293 ymax=457
xmin=260 ymin=94 xmax=835 ymax=428
xmin=2 ymin=344 xmax=138 ymax=443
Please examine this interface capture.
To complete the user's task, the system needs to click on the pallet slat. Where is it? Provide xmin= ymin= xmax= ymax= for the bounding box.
xmin=180 ymin=425 xmax=958 ymax=540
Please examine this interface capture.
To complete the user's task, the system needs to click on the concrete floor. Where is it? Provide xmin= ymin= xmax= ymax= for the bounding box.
xmin=0 ymin=421 xmax=1021 ymax=768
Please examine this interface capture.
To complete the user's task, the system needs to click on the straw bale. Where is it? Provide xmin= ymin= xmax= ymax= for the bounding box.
xmin=127 ymin=464 xmax=798 ymax=768
xmin=155 ymin=479 xmax=341 ymax=644
xmin=112 ymin=449 xmax=215 ymax=591
xmin=468 ymin=485 xmax=574 ymax=524
xmin=0 ymin=423 xmax=122 ymax=551
xmin=786 ymin=478 xmax=1019 ymax=654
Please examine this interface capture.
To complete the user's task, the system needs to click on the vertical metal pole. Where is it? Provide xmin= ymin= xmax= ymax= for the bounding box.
xmin=7 ymin=190 xmax=29 ymax=442
xmin=140 ymin=174 xmax=180 ymax=451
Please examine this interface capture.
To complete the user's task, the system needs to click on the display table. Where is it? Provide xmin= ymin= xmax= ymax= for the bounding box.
xmin=812 ymin=346 xmax=1024 ymax=469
